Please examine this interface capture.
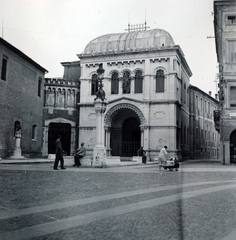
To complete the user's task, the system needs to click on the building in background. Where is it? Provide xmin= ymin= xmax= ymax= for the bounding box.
xmin=0 ymin=27 xmax=220 ymax=161
xmin=42 ymin=61 xmax=80 ymax=157
xmin=214 ymin=0 xmax=236 ymax=164
xmin=0 ymin=37 xmax=47 ymax=158
xmin=189 ymin=85 xmax=220 ymax=159
xmin=77 ymin=27 xmax=192 ymax=160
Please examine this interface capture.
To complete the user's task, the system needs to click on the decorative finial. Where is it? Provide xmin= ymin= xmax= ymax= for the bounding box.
xmin=125 ymin=21 xmax=150 ymax=32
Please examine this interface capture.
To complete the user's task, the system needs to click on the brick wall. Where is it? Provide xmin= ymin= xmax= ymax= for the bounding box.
xmin=0 ymin=41 xmax=46 ymax=158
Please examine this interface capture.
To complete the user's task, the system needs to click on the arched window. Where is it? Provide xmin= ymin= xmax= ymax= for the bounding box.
xmin=14 ymin=121 xmax=21 ymax=137
xmin=91 ymin=74 xmax=98 ymax=95
xmin=122 ymin=71 xmax=131 ymax=94
xmin=111 ymin=72 xmax=119 ymax=94
xmin=155 ymin=70 xmax=164 ymax=92
xmin=134 ymin=70 xmax=143 ymax=93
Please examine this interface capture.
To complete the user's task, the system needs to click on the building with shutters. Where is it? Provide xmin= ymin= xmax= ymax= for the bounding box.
xmin=214 ymin=0 xmax=236 ymax=164
xmin=189 ymin=85 xmax=220 ymax=159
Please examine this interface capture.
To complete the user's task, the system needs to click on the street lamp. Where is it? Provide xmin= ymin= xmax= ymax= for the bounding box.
xmin=94 ymin=63 xmax=106 ymax=102
xmin=93 ymin=63 xmax=108 ymax=167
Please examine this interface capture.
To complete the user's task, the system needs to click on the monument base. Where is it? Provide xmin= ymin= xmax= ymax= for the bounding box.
xmin=9 ymin=138 xmax=26 ymax=160
xmin=8 ymin=156 xmax=26 ymax=160
xmin=93 ymin=146 xmax=106 ymax=167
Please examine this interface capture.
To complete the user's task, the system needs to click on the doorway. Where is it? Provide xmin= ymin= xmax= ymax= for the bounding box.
xmin=230 ymin=129 xmax=236 ymax=163
xmin=110 ymin=108 xmax=141 ymax=157
xmin=48 ymin=123 xmax=71 ymax=155
xmin=121 ymin=117 xmax=141 ymax=156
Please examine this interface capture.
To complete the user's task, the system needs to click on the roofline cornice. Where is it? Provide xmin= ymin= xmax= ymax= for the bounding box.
xmin=190 ymin=84 xmax=219 ymax=103
xmin=0 ymin=37 xmax=48 ymax=73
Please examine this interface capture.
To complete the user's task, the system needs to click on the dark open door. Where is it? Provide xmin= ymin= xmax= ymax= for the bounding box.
xmin=48 ymin=123 xmax=71 ymax=155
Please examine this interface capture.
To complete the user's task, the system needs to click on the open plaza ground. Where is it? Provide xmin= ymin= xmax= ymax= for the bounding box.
xmin=1 ymin=159 xmax=236 ymax=240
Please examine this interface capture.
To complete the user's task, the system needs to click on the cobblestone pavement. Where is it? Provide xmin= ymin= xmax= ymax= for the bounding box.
xmin=1 ymin=161 xmax=236 ymax=239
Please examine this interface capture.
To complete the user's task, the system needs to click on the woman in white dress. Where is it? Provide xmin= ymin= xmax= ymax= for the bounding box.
xmin=158 ymin=146 xmax=168 ymax=170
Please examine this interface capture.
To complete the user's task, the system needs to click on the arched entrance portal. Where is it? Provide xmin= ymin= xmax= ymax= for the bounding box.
xmin=110 ymin=108 xmax=141 ymax=157
xmin=230 ymin=129 xmax=236 ymax=163
xmin=48 ymin=123 xmax=71 ymax=155
xmin=122 ymin=117 xmax=141 ymax=156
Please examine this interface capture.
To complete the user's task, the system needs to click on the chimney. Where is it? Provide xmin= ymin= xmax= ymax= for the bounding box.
xmin=215 ymin=94 xmax=218 ymax=100
xmin=209 ymin=91 xmax=212 ymax=96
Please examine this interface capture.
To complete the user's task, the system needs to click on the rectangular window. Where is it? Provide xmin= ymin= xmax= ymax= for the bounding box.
xmin=38 ymin=78 xmax=42 ymax=97
xmin=32 ymin=125 xmax=37 ymax=140
xmin=1 ymin=57 xmax=7 ymax=81
xmin=227 ymin=16 xmax=236 ymax=24
xmin=184 ymin=125 xmax=186 ymax=145
xmin=230 ymin=86 xmax=236 ymax=107
xmin=228 ymin=40 xmax=236 ymax=62
xmin=134 ymin=71 xmax=143 ymax=93
xmin=195 ymin=95 xmax=198 ymax=108
xmin=135 ymin=79 xmax=143 ymax=93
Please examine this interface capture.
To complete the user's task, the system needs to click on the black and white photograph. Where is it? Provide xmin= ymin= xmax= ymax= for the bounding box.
xmin=0 ymin=0 xmax=236 ymax=239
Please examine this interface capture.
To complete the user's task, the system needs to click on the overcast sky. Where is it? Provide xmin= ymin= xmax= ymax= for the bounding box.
xmin=0 ymin=0 xmax=218 ymax=95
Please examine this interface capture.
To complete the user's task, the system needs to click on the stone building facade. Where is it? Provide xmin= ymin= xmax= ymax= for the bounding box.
xmin=0 ymin=37 xmax=47 ymax=158
xmin=77 ymin=28 xmax=192 ymax=161
xmin=189 ymin=85 xmax=220 ymax=159
xmin=214 ymin=0 xmax=236 ymax=164
xmin=42 ymin=61 xmax=80 ymax=157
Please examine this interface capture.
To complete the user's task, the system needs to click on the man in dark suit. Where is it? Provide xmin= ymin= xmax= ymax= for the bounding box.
xmin=53 ymin=135 xmax=66 ymax=170
xmin=73 ymin=142 xmax=86 ymax=167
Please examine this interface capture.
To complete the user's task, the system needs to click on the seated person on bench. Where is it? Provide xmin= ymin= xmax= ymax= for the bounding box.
xmin=73 ymin=142 xmax=86 ymax=167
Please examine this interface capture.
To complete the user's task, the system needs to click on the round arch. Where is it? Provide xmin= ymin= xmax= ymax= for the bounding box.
xmin=104 ymin=103 xmax=145 ymax=127
xmin=105 ymin=103 xmax=146 ymax=157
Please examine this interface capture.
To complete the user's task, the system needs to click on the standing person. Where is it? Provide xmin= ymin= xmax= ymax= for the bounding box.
xmin=137 ymin=146 xmax=147 ymax=164
xmin=73 ymin=142 xmax=86 ymax=167
xmin=158 ymin=146 xmax=168 ymax=170
xmin=53 ymin=135 xmax=66 ymax=170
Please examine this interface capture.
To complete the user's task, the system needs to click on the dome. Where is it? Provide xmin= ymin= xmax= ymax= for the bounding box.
xmin=82 ymin=29 xmax=175 ymax=56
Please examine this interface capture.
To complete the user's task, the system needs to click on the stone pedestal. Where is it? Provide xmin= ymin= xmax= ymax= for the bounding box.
xmin=93 ymin=146 xmax=106 ymax=167
xmin=93 ymin=99 xmax=108 ymax=167
xmin=9 ymin=135 xmax=25 ymax=159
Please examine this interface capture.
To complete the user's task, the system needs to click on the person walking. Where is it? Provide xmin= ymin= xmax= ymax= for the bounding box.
xmin=73 ymin=142 xmax=86 ymax=167
xmin=137 ymin=146 xmax=147 ymax=164
xmin=158 ymin=146 xmax=168 ymax=170
xmin=53 ymin=135 xmax=66 ymax=170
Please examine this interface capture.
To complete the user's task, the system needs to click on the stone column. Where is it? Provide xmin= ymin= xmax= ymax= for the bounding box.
xmin=105 ymin=126 xmax=111 ymax=156
xmin=93 ymin=99 xmax=108 ymax=167
xmin=118 ymin=78 xmax=122 ymax=95
xmin=130 ymin=77 xmax=134 ymax=94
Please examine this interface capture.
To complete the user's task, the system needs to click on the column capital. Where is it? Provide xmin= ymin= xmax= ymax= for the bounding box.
xmin=140 ymin=125 xmax=149 ymax=131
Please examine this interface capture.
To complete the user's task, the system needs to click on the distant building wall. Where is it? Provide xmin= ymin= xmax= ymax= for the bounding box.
xmin=189 ymin=85 xmax=220 ymax=159
xmin=42 ymin=76 xmax=80 ymax=157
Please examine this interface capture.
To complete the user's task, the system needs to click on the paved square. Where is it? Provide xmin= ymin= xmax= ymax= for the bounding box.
xmin=1 ymin=161 xmax=236 ymax=239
